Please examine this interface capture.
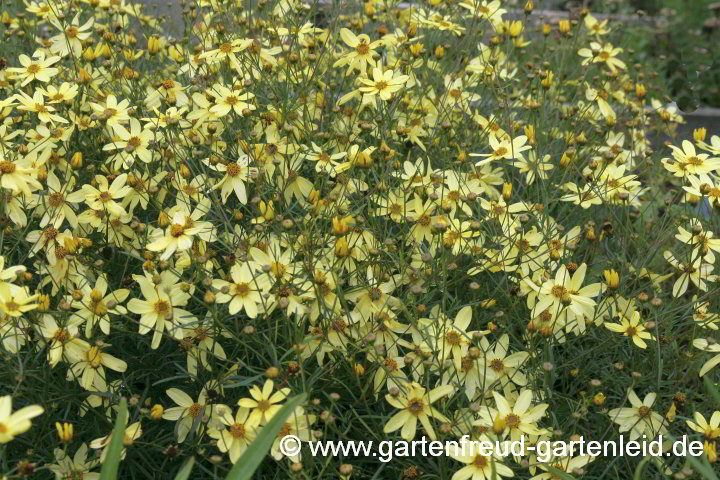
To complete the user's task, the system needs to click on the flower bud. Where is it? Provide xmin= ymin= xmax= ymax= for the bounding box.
xmin=56 ymin=422 xmax=73 ymax=442
xmin=603 ymin=269 xmax=619 ymax=289
xmin=502 ymin=182 xmax=512 ymax=200
xmin=150 ymin=404 xmax=164 ymax=419
xmin=71 ymin=152 xmax=83 ymax=169
xmin=635 ymin=83 xmax=646 ymax=99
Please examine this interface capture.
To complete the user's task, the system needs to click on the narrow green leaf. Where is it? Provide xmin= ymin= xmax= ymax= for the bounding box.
xmin=632 ymin=456 xmax=651 ymax=480
xmin=667 ymin=433 xmax=719 ymax=480
xmin=684 ymin=449 xmax=719 ymax=480
xmin=704 ymin=377 xmax=720 ymax=407
xmin=99 ymin=397 xmax=128 ymax=480
xmin=224 ymin=393 xmax=307 ymax=480
xmin=173 ymin=456 xmax=195 ymax=480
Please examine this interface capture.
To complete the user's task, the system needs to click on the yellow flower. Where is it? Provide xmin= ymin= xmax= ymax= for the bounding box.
xmin=212 ymin=262 xmax=269 ymax=318
xmin=604 ymin=311 xmax=654 ymax=349
xmin=0 ymin=395 xmax=44 ymax=443
xmin=383 ymin=382 xmax=454 ymax=441
xmin=6 ymin=51 xmax=61 ymax=86
xmin=447 ymin=437 xmax=515 ymax=480
xmin=82 ymin=174 xmax=132 ymax=217
xmin=237 ymin=379 xmax=290 ymax=426
xmin=0 ymin=155 xmax=42 ymax=197
xmin=476 ymin=389 xmax=548 ymax=443
xmin=209 ymin=154 xmax=258 ymax=204
xmin=209 ymin=406 xmax=258 ymax=463
xmin=48 ymin=13 xmax=94 ymax=57
xmin=608 ymin=389 xmax=667 ymax=440
xmin=65 ymin=341 xmax=127 ymax=392
xmin=333 ymin=28 xmax=383 ymax=75
xmin=162 ymin=388 xmax=212 ymax=443
xmin=358 ymin=67 xmax=409 ymax=102
xmin=686 ymin=411 xmax=720 ymax=440
xmin=14 ymin=90 xmax=68 ymax=124
xmin=126 ymin=271 xmax=196 ymax=349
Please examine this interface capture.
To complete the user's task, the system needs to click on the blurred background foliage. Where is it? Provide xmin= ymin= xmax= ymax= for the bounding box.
xmin=547 ymin=0 xmax=720 ymax=110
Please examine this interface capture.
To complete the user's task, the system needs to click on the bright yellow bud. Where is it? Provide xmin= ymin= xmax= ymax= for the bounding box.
xmin=502 ymin=182 xmax=513 ymax=200
xmin=435 ymin=45 xmax=445 ymax=58
xmin=56 ymin=422 xmax=73 ymax=442
xmin=635 ymin=83 xmax=646 ymax=99
xmin=335 ymin=237 xmax=349 ymax=257
xmin=332 ymin=215 xmax=354 ymax=235
xmin=82 ymin=46 xmax=96 ymax=61
xmin=150 ymin=404 xmax=164 ymax=420
xmin=509 ymin=20 xmax=524 ymax=38
xmin=541 ymin=70 xmax=554 ymax=88
xmin=705 ymin=440 xmax=716 ymax=463
xmin=71 ymin=152 xmax=83 ymax=169
xmin=524 ymin=0 xmax=533 ymax=14
xmin=693 ymin=127 xmax=707 ymax=142
xmin=259 ymin=200 xmax=275 ymax=221
xmin=148 ymin=35 xmax=161 ymax=55
xmin=665 ymin=402 xmax=677 ymax=422
xmin=524 ymin=125 xmax=536 ymax=145
xmin=603 ymin=269 xmax=619 ymax=289
xmin=592 ymin=393 xmax=606 ymax=406
xmin=558 ymin=19 xmax=571 ymax=34
xmin=543 ymin=23 xmax=552 ymax=35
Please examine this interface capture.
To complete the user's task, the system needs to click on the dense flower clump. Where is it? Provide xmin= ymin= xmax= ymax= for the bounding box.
xmin=0 ymin=0 xmax=718 ymax=478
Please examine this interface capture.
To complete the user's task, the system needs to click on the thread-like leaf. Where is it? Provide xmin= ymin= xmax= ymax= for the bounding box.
xmin=173 ymin=456 xmax=195 ymax=480
xmin=224 ymin=393 xmax=307 ymax=480
xmin=99 ymin=397 xmax=128 ymax=480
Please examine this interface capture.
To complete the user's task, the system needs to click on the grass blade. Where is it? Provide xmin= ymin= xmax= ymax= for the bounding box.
xmin=703 ymin=376 xmax=720 ymax=407
xmin=173 ymin=456 xmax=195 ymax=480
xmin=99 ymin=397 xmax=128 ymax=480
xmin=224 ymin=393 xmax=307 ymax=480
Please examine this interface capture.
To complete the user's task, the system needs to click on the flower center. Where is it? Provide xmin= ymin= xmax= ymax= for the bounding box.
xmin=505 ymin=413 xmax=520 ymax=429
xmin=235 ymin=282 xmax=250 ymax=297
xmin=408 ymin=398 xmax=426 ymax=415
xmin=230 ymin=423 xmax=246 ymax=439
xmin=226 ymin=163 xmax=241 ymax=177
xmin=445 ymin=331 xmax=462 ymax=346
xmin=493 ymin=147 xmax=508 ymax=157
xmin=171 ymin=224 xmax=185 ymax=237
xmin=154 ymin=300 xmax=170 ymax=315
xmin=188 ymin=402 xmax=204 ymax=418
xmin=44 ymin=226 xmax=58 ymax=240
xmin=0 ymin=161 xmax=16 ymax=174
xmin=473 ymin=455 xmax=488 ymax=468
